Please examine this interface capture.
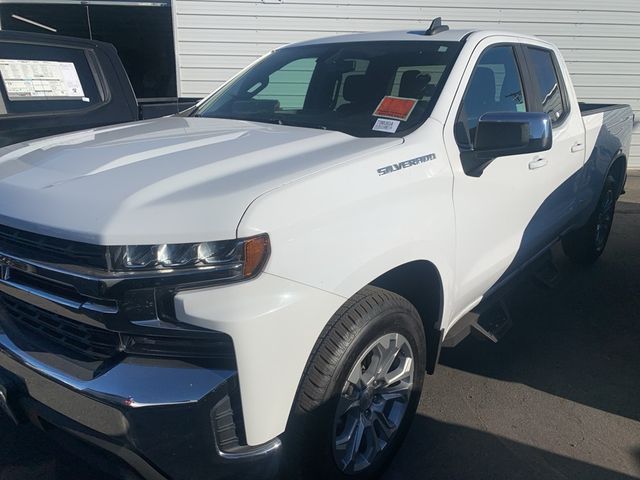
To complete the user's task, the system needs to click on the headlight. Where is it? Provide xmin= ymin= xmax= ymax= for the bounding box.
xmin=108 ymin=234 xmax=270 ymax=280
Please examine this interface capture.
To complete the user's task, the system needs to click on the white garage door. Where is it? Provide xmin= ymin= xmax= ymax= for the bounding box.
xmin=173 ymin=0 xmax=640 ymax=167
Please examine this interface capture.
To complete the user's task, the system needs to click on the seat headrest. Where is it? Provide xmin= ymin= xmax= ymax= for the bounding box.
xmin=470 ymin=67 xmax=497 ymax=102
xmin=343 ymin=75 xmax=369 ymax=103
xmin=399 ymin=70 xmax=432 ymax=99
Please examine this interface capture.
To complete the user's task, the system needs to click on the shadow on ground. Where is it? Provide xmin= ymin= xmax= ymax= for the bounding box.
xmin=441 ymin=200 xmax=640 ymax=423
xmin=387 ymin=416 xmax=639 ymax=480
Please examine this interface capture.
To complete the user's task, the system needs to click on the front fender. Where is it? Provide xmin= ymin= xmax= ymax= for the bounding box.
xmin=174 ymin=273 xmax=346 ymax=447
xmin=237 ymin=127 xmax=456 ymax=326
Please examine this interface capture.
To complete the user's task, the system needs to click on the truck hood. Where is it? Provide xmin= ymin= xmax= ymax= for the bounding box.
xmin=0 ymin=117 xmax=401 ymax=245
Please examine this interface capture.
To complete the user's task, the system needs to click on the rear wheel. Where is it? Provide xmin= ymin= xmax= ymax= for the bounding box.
xmin=283 ymin=286 xmax=425 ymax=480
xmin=562 ymin=175 xmax=617 ymax=265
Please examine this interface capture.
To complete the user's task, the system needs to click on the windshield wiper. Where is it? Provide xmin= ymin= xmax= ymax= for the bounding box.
xmin=271 ymin=118 xmax=329 ymax=131
xmin=236 ymin=116 xmax=333 ymax=132
xmin=191 ymin=114 xmax=355 ymax=136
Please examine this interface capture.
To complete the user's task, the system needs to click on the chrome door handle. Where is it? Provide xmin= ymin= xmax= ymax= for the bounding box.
xmin=529 ymin=157 xmax=548 ymax=170
xmin=571 ymin=142 xmax=585 ymax=153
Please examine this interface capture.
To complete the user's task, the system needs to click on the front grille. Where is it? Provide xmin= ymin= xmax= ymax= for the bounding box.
xmin=0 ymin=292 xmax=236 ymax=364
xmin=0 ymin=224 xmax=108 ymax=269
xmin=0 ymin=293 xmax=121 ymax=361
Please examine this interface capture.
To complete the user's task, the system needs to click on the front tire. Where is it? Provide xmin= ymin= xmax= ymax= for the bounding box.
xmin=562 ymin=175 xmax=618 ymax=265
xmin=283 ymin=286 xmax=426 ymax=480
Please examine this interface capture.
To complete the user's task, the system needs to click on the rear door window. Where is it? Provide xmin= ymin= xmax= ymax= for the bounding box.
xmin=0 ymin=42 xmax=102 ymax=116
xmin=525 ymin=47 xmax=568 ymax=124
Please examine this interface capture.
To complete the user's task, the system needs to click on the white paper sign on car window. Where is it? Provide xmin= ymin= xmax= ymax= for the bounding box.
xmin=372 ymin=118 xmax=400 ymax=134
xmin=0 ymin=59 xmax=85 ymax=100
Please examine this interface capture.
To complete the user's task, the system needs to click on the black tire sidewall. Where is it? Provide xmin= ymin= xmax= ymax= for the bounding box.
xmin=285 ymin=301 xmax=425 ymax=480
xmin=562 ymin=175 xmax=617 ymax=264
xmin=592 ymin=176 xmax=617 ymax=254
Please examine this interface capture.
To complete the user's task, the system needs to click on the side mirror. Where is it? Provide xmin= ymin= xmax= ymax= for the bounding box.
xmin=473 ymin=112 xmax=553 ymax=160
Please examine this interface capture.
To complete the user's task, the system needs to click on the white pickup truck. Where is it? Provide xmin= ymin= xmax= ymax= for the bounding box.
xmin=0 ymin=20 xmax=636 ymax=480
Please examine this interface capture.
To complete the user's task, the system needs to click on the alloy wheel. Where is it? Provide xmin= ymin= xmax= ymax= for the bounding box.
xmin=333 ymin=332 xmax=415 ymax=474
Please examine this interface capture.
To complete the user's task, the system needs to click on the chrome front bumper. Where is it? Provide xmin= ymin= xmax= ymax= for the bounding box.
xmin=0 ymin=234 xmax=281 ymax=480
xmin=0 ymin=331 xmax=282 ymax=480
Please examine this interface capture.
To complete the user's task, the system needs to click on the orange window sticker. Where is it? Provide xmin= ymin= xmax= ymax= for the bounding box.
xmin=373 ymin=96 xmax=418 ymax=122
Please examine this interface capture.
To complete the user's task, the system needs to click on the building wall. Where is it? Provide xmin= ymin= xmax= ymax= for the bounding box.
xmin=173 ymin=0 xmax=640 ymax=167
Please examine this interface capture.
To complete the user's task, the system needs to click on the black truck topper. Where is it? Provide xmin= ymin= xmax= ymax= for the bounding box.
xmin=0 ymin=30 xmax=138 ymax=148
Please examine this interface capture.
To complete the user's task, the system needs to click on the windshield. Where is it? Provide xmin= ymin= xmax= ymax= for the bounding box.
xmin=193 ymin=41 xmax=462 ymax=137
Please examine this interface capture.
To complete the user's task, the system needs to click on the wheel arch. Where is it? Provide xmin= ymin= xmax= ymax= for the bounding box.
xmin=369 ymin=260 xmax=444 ymax=374
xmin=608 ymin=153 xmax=627 ymax=198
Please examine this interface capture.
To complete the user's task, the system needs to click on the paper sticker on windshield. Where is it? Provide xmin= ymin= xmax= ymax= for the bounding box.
xmin=373 ymin=96 xmax=417 ymax=122
xmin=373 ymin=118 xmax=400 ymax=134
xmin=0 ymin=59 xmax=85 ymax=100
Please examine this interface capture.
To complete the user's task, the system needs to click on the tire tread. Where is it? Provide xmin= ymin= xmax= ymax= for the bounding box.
xmin=296 ymin=286 xmax=419 ymax=414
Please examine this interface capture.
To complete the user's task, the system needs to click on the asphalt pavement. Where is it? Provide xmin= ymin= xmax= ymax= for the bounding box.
xmin=2 ymin=174 xmax=639 ymax=480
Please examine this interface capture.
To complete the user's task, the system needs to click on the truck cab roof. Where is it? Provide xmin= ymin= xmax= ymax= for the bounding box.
xmin=285 ymin=28 xmax=547 ymax=49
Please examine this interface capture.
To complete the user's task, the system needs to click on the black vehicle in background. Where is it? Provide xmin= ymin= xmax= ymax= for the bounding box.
xmin=0 ymin=30 xmax=200 ymax=149
xmin=0 ymin=1 xmax=201 ymax=111
xmin=0 ymin=31 xmax=139 ymax=148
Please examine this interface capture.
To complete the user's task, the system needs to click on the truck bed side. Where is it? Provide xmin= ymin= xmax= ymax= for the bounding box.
xmin=580 ymin=102 xmax=633 ymax=117
xmin=577 ymin=103 xmax=634 ymax=225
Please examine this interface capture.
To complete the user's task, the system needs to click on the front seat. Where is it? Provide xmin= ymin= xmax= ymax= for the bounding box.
xmin=399 ymin=70 xmax=432 ymax=100
xmin=456 ymin=66 xmax=499 ymax=144
xmin=465 ymin=66 xmax=498 ymax=118
xmin=337 ymin=75 xmax=377 ymax=116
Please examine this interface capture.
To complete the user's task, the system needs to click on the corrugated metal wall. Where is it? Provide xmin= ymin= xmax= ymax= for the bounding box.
xmin=173 ymin=0 xmax=640 ymax=167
